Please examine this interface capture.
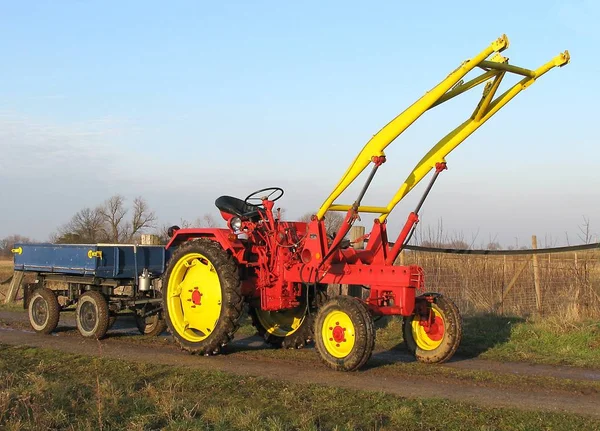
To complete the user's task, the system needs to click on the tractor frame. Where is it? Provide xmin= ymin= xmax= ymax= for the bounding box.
xmin=162 ymin=35 xmax=570 ymax=370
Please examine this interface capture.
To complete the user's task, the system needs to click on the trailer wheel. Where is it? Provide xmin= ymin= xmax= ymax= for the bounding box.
xmin=162 ymin=239 xmax=243 ymax=355
xmin=76 ymin=290 xmax=110 ymax=339
xmin=403 ymin=294 xmax=462 ymax=364
xmin=315 ymin=296 xmax=375 ymax=371
xmin=135 ymin=312 xmax=167 ymax=336
xmin=28 ymin=287 xmax=60 ymax=334
xmin=107 ymin=315 xmax=117 ymax=330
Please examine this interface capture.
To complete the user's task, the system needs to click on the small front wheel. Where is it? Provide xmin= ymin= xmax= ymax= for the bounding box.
xmin=76 ymin=290 xmax=110 ymax=339
xmin=403 ymin=294 xmax=462 ymax=364
xmin=314 ymin=296 xmax=375 ymax=371
xmin=28 ymin=287 xmax=60 ymax=334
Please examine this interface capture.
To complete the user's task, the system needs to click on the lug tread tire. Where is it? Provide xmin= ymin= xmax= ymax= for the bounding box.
xmin=135 ymin=313 xmax=167 ymax=336
xmin=163 ymin=239 xmax=244 ymax=356
xmin=249 ymin=290 xmax=326 ymax=349
xmin=28 ymin=287 xmax=60 ymax=334
xmin=108 ymin=315 xmax=117 ymax=330
xmin=403 ymin=294 xmax=462 ymax=364
xmin=249 ymin=307 xmax=310 ymax=349
xmin=76 ymin=290 xmax=110 ymax=340
xmin=315 ymin=296 xmax=376 ymax=372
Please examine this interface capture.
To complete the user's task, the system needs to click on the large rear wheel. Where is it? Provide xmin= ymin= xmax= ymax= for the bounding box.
xmin=314 ymin=296 xmax=376 ymax=371
xmin=403 ymin=294 xmax=462 ymax=363
xmin=162 ymin=239 xmax=243 ymax=355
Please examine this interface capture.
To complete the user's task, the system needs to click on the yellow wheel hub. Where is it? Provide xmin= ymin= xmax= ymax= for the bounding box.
xmin=321 ymin=310 xmax=355 ymax=358
xmin=255 ymin=305 xmax=306 ymax=338
xmin=166 ymin=252 xmax=222 ymax=342
xmin=411 ymin=308 xmax=445 ymax=351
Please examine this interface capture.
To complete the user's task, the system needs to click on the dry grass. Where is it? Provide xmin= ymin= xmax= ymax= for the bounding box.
xmin=401 ymin=250 xmax=600 ymax=319
xmin=0 ymin=259 xmax=15 ymax=303
xmin=1 ymin=344 xmax=599 ymax=431
xmin=0 ymin=259 xmax=13 ymax=280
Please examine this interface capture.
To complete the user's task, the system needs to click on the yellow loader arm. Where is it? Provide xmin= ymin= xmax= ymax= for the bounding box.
xmin=317 ymin=35 xmax=570 ymax=221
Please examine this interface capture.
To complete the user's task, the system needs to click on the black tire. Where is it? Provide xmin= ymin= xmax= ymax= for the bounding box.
xmin=403 ymin=294 xmax=462 ymax=364
xmin=76 ymin=290 xmax=110 ymax=339
xmin=249 ymin=289 xmax=326 ymax=349
xmin=162 ymin=239 xmax=244 ymax=355
xmin=314 ymin=296 xmax=376 ymax=371
xmin=135 ymin=312 xmax=167 ymax=336
xmin=107 ymin=315 xmax=117 ymax=330
xmin=28 ymin=287 xmax=60 ymax=334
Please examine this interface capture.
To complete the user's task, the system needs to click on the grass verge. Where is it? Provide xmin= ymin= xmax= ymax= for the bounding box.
xmin=1 ymin=344 xmax=599 ymax=431
xmin=375 ymin=314 xmax=600 ymax=368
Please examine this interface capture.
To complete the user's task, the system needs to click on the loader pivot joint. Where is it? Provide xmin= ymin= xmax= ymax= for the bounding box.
xmin=371 ymin=156 xmax=386 ymax=167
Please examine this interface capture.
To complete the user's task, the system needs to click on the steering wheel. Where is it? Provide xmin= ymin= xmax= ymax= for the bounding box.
xmin=244 ymin=187 xmax=284 ymax=206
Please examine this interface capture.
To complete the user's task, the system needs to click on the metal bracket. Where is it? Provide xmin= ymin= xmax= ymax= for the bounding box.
xmin=87 ymin=250 xmax=103 ymax=259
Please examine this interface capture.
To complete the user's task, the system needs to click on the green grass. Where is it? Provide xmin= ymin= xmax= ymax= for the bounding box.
xmin=374 ymin=314 xmax=600 ymax=368
xmin=467 ymin=315 xmax=600 ymax=368
xmin=1 ymin=344 xmax=598 ymax=431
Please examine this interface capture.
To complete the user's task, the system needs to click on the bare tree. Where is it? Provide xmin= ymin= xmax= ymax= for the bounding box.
xmin=577 ymin=216 xmax=593 ymax=245
xmin=128 ymin=196 xmax=157 ymax=241
xmin=53 ymin=207 xmax=105 ymax=244
xmin=53 ymin=195 xmax=157 ymax=244
xmin=0 ymin=234 xmax=32 ymax=257
xmin=155 ymin=219 xmax=192 ymax=244
xmin=99 ymin=195 xmax=128 ymax=243
xmin=486 ymin=241 xmax=502 ymax=250
xmin=300 ymin=211 xmax=345 ymax=236
xmin=194 ymin=214 xmax=219 ymax=228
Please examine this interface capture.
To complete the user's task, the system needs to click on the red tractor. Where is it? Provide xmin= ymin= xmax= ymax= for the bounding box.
xmin=162 ymin=35 xmax=569 ymax=370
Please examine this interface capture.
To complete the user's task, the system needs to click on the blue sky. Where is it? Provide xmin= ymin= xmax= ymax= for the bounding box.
xmin=1 ymin=0 xmax=598 ymax=246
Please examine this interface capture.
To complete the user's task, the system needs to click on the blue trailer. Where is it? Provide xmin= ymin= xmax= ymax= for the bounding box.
xmin=12 ymin=243 xmax=172 ymax=339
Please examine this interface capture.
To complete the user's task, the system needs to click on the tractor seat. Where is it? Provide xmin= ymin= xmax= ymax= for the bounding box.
xmin=215 ymin=196 xmax=263 ymax=221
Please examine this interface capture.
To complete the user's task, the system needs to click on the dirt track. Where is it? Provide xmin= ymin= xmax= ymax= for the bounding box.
xmin=1 ymin=310 xmax=599 ymax=418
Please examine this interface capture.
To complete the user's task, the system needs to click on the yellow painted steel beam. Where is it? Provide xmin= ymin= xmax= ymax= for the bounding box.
xmin=315 ymin=35 xmax=510 ymax=220
xmin=478 ymin=61 xmax=535 ymax=77
xmin=378 ymin=50 xmax=570 ymax=222
xmin=472 ymin=71 xmax=505 ymax=122
xmin=430 ymin=70 xmax=500 ymax=109
xmin=328 ymin=204 xmax=390 ymax=214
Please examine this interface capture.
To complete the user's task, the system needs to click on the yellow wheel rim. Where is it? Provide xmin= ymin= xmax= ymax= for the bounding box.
xmin=166 ymin=252 xmax=222 ymax=342
xmin=321 ymin=310 xmax=355 ymax=358
xmin=411 ymin=307 xmax=445 ymax=351
xmin=255 ymin=304 xmax=306 ymax=338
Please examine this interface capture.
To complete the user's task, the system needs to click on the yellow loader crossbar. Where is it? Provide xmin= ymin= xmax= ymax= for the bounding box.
xmin=317 ymin=35 xmax=570 ymax=221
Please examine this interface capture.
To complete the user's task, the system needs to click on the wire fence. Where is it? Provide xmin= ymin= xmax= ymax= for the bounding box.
xmin=400 ymin=249 xmax=600 ymax=319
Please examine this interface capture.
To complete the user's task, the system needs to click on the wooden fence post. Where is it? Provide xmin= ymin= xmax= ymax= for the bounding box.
xmin=532 ymin=235 xmax=542 ymax=314
xmin=349 ymin=226 xmax=365 ymax=250
xmin=501 ymin=255 xmax=507 ymax=314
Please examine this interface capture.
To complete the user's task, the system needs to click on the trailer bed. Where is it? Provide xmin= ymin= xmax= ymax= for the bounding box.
xmin=13 ymin=243 xmax=171 ymax=279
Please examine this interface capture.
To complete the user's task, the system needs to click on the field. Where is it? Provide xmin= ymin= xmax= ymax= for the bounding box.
xmin=0 ymin=259 xmax=12 ymax=280
xmin=2 ymin=344 xmax=599 ymax=431
xmin=2 ymin=256 xmax=600 ymax=429
xmin=402 ymin=249 xmax=600 ymax=319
